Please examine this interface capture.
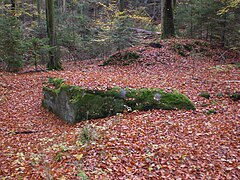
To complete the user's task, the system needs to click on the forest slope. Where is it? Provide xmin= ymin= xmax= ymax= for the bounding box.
xmin=0 ymin=39 xmax=239 ymax=179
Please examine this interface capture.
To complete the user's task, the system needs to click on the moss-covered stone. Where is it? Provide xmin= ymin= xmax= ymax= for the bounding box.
xmin=124 ymin=88 xmax=195 ymax=111
xmin=102 ymin=51 xmax=140 ymax=66
xmin=42 ymin=78 xmax=195 ymax=124
xmin=172 ymin=41 xmax=208 ymax=57
xmin=48 ymin=77 xmax=65 ymax=88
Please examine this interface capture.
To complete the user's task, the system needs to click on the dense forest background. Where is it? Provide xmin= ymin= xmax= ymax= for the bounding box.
xmin=0 ymin=0 xmax=239 ymax=72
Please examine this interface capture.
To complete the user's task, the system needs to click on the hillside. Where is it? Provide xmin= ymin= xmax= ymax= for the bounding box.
xmin=0 ymin=38 xmax=239 ymax=179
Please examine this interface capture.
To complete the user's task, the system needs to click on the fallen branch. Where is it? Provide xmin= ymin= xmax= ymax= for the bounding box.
xmin=9 ymin=130 xmax=48 ymax=135
xmin=15 ymin=131 xmax=40 ymax=134
xmin=225 ymin=80 xmax=240 ymax=83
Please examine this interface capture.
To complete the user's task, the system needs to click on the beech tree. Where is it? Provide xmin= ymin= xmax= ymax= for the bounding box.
xmin=161 ymin=0 xmax=175 ymax=39
xmin=46 ymin=0 xmax=62 ymax=70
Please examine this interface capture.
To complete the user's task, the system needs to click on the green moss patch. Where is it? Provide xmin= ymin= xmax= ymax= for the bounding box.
xmin=42 ymin=78 xmax=195 ymax=124
xmin=199 ymin=92 xmax=211 ymax=99
xmin=203 ymin=109 xmax=217 ymax=115
xmin=230 ymin=92 xmax=240 ymax=101
xmin=172 ymin=41 xmax=208 ymax=57
xmin=48 ymin=77 xmax=65 ymax=88
xmin=102 ymin=51 xmax=140 ymax=66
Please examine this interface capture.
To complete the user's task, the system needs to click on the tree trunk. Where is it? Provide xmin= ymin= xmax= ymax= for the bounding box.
xmin=37 ymin=0 xmax=41 ymax=23
xmin=46 ymin=0 xmax=62 ymax=70
xmin=118 ymin=0 xmax=126 ymax=12
xmin=161 ymin=0 xmax=175 ymax=39
xmin=32 ymin=0 xmax=36 ymax=21
xmin=62 ymin=0 xmax=66 ymax=13
xmin=11 ymin=0 xmax=15 ymax=10
xmin=190 ymin=3 xmax=193 ymax=38
xmin=0 ymin=1 xmax=2 ymax=14
xmin=10 ymin=0 xmax=16 ymax=16
xmin=221 ymin=1 xmax=227 ymax=47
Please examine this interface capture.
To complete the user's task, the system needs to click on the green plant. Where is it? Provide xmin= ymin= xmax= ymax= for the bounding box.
xmin=174 ymin=0 xmax=240 ymax=47
xmin=59 ymin=145 xmax=68 ymax=153
xmin=103 ymin=51 xmax=140 ymax=66
xmin=0 ymin=16 xmax=25 ymax=72
xmin=201 ymin=103 xmax=209 ymax=107
xmin=77 ymin=170 xmax=89 ymax=180
xmin=109 ymin=12 xmax=138 ymax=52
xmin=230 ymin=92 xmax=240 ymax=101
xmin=53 ymin=152 xmax=63 ymax=162
xmin=211 ymin=100 xmax=217 ymax=105
xmin=173 ymin=44 xmax=186 ymax=57
xmin=48 ymin=77 xmax=65 ymax=88
xmin=203 ymin=109 xmax=217 ymax=115
xmin=79 ymin=126 xmax=98 ymax=144
xmin=124 ymin=51 xmax=140 ymax=60
xmin=57 ymin=12 xmax=93 ymax=60
xmin=216 ymin=92 xmax=223 ymax=97
xmin=199 ymin=92 xmax=211 ymax=99
xmin=25 ymin=37 xmax=51 ymax=70
xmin=234 ymin=62 xmax=240 ymax=68
xmin=30 ymin=153 xmax=43 ymax=166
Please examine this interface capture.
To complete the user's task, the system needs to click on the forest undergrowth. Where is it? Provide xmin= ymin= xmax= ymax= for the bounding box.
xmin=0 ymin=39 xmax=239 ymax=179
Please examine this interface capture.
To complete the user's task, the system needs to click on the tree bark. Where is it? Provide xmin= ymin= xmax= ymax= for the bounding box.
xmin=10 ymin=0 xmax=16 ymax=16
xmin=221 ymin=1 xmax=227 ymax=46
xmin=161 ymin=0 xmax=175 ymax=39
xmin=118 ymin=0 xmax=126 ymax=12
xmin=45 ymin=0 xmax=62 ymax=70
xmin=11 ymin=0 xmax=15 ymax=10
xmin=37 ymin=0 xmax=42 ymax=23
xmin=62 ymin=0 xmax=66 ymax=13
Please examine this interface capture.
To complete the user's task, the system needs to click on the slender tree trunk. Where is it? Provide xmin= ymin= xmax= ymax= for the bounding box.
xmin=11 ymin=0 xmax=15 ymax=10
xmin=221 ymin=14 xmax=227 ymax=46
xmin=221 ymin=1 xmax=227 ymax=46
xmin=173 ymin=0 xmax=176 ymax=9
xmin=37 ymin=0 xmax=42 ymax=23
xmin=153 ymin=0 xmax=156 ymax=19
xmin=210 ymin=25 xmax=213 ymax=42
xmin=46 ymin=0 xmax=62 ymax=70
xmin=161 ymin=0 xmax=175 ymax=39
xmin=190 ymin=3 xmax=193 ymax=37
xmin=118 ymin=0 xmax=126 ymax=12
xmin=11 ymin=0 xmax=16 ymax=16
xmin=62 ymin=0 xmax=66 ymax=13
xmin=206 ymin=24 xmax=209 ymax=40
xmin=0 ymin=1 xmax=2 ymax=14
xmin=32 ymin=0 xmax=36 ymax=21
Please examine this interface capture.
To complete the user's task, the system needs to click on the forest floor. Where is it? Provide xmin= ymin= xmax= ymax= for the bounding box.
xmin=0 ymin=39 xmax=240 ymax=179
